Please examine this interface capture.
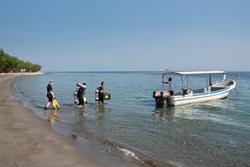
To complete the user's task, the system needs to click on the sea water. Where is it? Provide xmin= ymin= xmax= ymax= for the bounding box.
xmin=13 ymin=72 xmax=250 ymax=167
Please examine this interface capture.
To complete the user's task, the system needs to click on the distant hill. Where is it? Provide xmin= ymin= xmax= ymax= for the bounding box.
xmin=0 ymin=49 xmax=41 ymax=73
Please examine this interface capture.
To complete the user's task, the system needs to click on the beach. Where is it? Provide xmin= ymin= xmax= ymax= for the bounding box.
xmin=0 ymin=73 xmax=108 ymax=167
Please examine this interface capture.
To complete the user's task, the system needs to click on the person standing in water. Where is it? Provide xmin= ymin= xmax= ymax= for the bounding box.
xmin=97 ymin=81 xmax=105 ymax=104
xmin=45 ymin=80 xmax=55 ymax=110
xmin=77 ymin=83 xmax=86 ymax=106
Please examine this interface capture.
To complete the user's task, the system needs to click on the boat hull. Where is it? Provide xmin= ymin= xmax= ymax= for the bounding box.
xmin=169 ymin=80 xmax=236 ymax=106
xmin=170 ymin=90 xmax=230 ymax=106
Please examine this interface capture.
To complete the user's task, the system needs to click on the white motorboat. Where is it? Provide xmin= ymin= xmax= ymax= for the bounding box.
xmin=153 ymin=70 xmax=236 ymax=106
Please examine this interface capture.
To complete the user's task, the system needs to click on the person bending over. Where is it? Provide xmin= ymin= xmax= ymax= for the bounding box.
xmin=77 ymin=83 xmax=86 ymax=106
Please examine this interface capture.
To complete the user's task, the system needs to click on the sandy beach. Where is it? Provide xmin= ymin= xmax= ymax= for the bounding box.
xmin=0 ymin=73 xmax=108 ymax=167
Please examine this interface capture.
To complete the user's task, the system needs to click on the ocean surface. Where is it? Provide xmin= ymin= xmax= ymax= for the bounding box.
xmin=13 ymin=71 xmax=250 ymax=167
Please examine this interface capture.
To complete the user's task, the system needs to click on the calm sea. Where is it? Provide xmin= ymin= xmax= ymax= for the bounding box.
xmin=13 ymin=71 xmax=250 ymax=167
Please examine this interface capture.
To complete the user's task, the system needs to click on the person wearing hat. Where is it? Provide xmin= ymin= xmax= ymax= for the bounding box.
xmin=77 ymin=83 xmax=87 ymax=106
xmin=45 ymin=80 xmax=55 ymax=110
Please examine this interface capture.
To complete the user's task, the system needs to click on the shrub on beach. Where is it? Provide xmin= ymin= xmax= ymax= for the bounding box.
xmin=0 ymin=49 xmax=41 ymax=73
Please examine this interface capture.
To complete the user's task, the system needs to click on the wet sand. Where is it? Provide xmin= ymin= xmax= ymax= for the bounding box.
xmin=0 ymin=73 xmax=108 ymax=167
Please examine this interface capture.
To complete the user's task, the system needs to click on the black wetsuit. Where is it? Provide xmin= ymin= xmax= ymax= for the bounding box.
xmin=77 ymin=87 xmax=85 ymax=105
xmin=47 ymin=84 xmax=53 ymax=102
xmin=98 ymin=86 xmax=104 ymax=103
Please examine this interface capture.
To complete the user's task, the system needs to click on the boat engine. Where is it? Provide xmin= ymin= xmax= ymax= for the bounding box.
xmin=153 ymin=91 xmax=172 ymax=107
xmin=153 ymin=91 xmax=164 ymax=107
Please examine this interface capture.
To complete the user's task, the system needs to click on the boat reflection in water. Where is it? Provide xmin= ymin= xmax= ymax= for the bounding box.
xmin=153 ymin=106 xmax=175 ymax=123
xmin=154 ymin=98 xmax=236 ymax=126
xmin=153 ymin=104 xmax=200 ymax=123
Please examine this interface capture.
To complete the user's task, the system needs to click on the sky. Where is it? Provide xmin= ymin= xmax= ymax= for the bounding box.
xmin=0 ymin=0 xmax=249 ymax=71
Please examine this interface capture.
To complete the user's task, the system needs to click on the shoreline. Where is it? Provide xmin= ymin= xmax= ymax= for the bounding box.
xmin=0 ymin=73 xmax=139 ymax=167
xmin=0 ymin=72 xmax=44 ymax=76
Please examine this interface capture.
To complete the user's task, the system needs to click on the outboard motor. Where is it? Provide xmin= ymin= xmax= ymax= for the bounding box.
xmin=153 ymin=90 xmax=172 ymax=107
xmin=153 ymin=91 xmax=164 ymax=107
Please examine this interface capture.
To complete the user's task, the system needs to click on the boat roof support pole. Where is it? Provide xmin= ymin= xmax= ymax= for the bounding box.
xmin=181 ymin=75 xmax=184 ymax=89
xmin=209 ymin=74 xmax=212 ymax=86
xmin=223 ymin=73 xmax=226 ymax=80
xmin=162 ymin=73 xmax=164 ymax=90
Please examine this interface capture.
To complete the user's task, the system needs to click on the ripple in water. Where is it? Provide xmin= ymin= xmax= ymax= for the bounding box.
xmin=13 ymin=72 xmax=250 ymax=167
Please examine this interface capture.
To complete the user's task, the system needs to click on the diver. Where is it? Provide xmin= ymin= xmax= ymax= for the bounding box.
xmin=76 ymin=83 xmax=87 ymax=106
xmin=45 ymin=80 xmax=55 ymax=110
xmin=97 ymin=81 xmax=105 ymax=104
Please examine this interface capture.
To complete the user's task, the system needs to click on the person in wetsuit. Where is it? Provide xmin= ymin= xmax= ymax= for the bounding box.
xmin=45 ymin=80 xmax=55 ymax=110
xmin=97 ymin=82 xmax=105 ymax=104
xmin=77 ymin=83 xmax=86 ymax=106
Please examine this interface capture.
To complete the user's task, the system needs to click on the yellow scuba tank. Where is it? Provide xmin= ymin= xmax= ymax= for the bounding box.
xmin=104 ymin=93 xmax=111 ymax=100
xmin=95 ymin=89 xmax=99 ymax=101
xmin=52 ymin=99 xmax=60 ymax=110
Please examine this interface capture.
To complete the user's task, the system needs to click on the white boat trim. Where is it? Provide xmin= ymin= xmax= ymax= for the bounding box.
xmin=169 ymin=71 xmax=225 ymax=75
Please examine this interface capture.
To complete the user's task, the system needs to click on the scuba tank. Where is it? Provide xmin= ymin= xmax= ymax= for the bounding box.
xmin=76 ymin=83 xmax=86 ymax=89
xmin=74 ymin=88 xmax=78 ymax=104
xmin=83 ymin=96 xmax=87 ymax=103
xmin=52 ymin=99 xmax=60 ymax=110
xmin=104 ymin=93 xmax=111 ymax=100
xmin=95 ymin=89 xmax=99 ymax=101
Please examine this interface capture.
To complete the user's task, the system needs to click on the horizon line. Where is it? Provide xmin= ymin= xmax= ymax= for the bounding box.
xmin=41 ymin=70 xmax=250 ymax=73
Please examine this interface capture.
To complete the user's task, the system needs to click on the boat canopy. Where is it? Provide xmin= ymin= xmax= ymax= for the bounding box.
xmin=165 ymin=70 xmax=225 ymax=75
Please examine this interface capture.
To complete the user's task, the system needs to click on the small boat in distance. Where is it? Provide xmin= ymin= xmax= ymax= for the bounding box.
xmin=153 ymin=70 xmax=236 ymax=106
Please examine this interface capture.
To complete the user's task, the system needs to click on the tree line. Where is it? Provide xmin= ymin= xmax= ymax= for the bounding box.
xmin=0 ymin=49 xmax=41 ymax=73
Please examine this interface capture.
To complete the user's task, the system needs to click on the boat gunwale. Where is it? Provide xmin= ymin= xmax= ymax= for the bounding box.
xmin=164 ymin=70 xmax=226 ymax=76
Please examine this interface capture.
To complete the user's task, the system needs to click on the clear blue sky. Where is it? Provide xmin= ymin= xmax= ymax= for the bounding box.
xmin=0 ymin=0 xmax=249 ymax=71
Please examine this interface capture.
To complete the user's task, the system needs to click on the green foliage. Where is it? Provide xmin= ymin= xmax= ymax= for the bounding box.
xmin=0 ymin=49 xmax=42 ymax=72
